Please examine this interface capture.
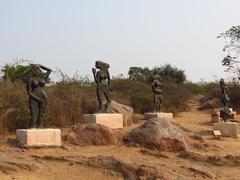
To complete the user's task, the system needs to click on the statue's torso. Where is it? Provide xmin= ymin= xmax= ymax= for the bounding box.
xmin=153 ymin=80 xmax=163 ymax=94
xmin=97 ymin=70 xmax=108 ymax=86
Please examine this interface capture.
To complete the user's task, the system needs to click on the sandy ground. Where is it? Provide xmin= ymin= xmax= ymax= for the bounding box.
xmin=1 ymin=100 xmax=240 ymax=180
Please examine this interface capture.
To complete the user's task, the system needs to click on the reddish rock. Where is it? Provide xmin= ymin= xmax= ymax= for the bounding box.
xmin=124 ymin=118 xmax=188 ymax=152
xmin=67 ymin=123 xmax=120 ymax=146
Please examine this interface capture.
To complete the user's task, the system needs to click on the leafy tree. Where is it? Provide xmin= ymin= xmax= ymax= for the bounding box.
xmin=152 ymin=64 xmax=186 ymax=84
xmin=1 ymin=63 xmax=31 ymax=82
xmin=0 ymin=60 xmax=51 ymax=83
xmin=218 ymin=26 xmax=240 ymax=77
xmin=128 ymin=64 xmax=186 ymax=84
xmin=128 ymin=67 xmax=153 ymax=82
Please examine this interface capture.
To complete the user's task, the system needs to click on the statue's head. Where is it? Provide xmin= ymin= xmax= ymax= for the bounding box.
xmin=29 ymin=64 xmax=42 ymax=76
xmin=22 ymin=64 xmax=43 ymax=83
xmin=95 ymin=61 xmax=110 ymax=71
xmin=220 ymin=78 xmax=225 ymax=85
xmin=153 ymin=74 xmax=162 ymax=81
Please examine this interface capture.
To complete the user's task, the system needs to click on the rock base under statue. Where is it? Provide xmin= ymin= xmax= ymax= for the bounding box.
xmin=213 ymin=122 xmax=238 ymax=138
xmin=211 ymin=108 xmax=237 ymax=123
xmin=144 ymin=112 xmax=173 ymax=120
xmin=16 ymin=129 xmax=62 ymax=147
xmin=83 ymin=114 xmax=123 ymax=129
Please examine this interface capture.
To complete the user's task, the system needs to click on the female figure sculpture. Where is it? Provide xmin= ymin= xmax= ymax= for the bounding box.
xmin=92 ymin=61 xmax=112 ymax=113
xmin=152 ymin=74 xmax=163 ymax=112
xmin=22 ymin=64 xmax=52 ymax=128
xmin=219 ymin=78 xmax=231 ymax=121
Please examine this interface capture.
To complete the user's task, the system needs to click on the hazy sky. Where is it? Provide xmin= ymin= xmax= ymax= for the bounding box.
xmin=0 ymin=0 xmax=239 ymax=82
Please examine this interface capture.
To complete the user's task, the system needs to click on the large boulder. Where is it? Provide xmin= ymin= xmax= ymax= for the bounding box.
xmin=109 ymin=100 xmax=134 ymax=126
xmin=124 ymin=118 xmax=188 ymax=152
xmin=67 ymin=123 xmax=121 ymax=146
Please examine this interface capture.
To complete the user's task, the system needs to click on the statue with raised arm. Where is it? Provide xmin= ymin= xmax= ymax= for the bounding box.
xmin=152 ymin=74 xmax=163 ymax=112
xmin=219 ymin=78 xmax=231 ymax=121
xmin=92 ymin=61 xmax=112 ymax=113
xmin=22 ymin=64 xmax=52 ymax=128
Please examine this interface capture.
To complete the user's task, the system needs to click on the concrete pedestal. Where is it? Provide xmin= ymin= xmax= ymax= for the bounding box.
xmin=16 ymin=129 xmax=61 ymax=147
xmin=84 ymin=114 xmax=123 ymax=129
xmin=144 ymin=112 xmax=173 ymax=120
xmin=213 ymin=122 xmax=238 ymax=138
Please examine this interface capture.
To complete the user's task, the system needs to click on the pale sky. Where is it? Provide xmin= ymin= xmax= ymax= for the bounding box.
xmin=0 ymin=0 xmax=239 ymax=82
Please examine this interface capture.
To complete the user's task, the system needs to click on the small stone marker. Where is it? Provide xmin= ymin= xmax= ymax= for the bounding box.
xmin=16 ymin=129 xmax=61 ymax=147
xmin=144 ymin=112 xmax=173 ymax=120
xmin=84 ymin=114 xmax=123 ymax=129
xmin=213 ymin=130 xmax=221 ymax=139
xmin=213 ymin=122 xmax=238 ymax=138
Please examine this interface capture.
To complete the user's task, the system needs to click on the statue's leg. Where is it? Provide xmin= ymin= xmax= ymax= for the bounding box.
xmin=104 ymin=87 xmax=112 ymax=113
xmin=30 ymin=99 xmax=39 ymax=128
xmin=156 ymin=99 xmax=160 ymax=113
xmin=158 ymin=96 xmax=162 ymax=112
xmin=97 ymin=87 xmax=104 ymax=112
xmin=38 ymin=103 xmax=46 ymax=128
xmin=154 ymin=94 xmax=157 ymax=112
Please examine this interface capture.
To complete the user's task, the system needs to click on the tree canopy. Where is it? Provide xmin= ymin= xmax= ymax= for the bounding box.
xmin=128 ymin=64 xmax=186 ymax=84
xmin=218 ymin=26 xmax=240 ymax=77
xmin=1 ymin=63 xmax=31 ymax=82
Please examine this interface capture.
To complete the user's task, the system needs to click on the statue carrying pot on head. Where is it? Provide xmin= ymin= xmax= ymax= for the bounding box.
xmin=92 ymin=61 xmax=112 ymax=113
xmin=152 ymin=74 xmax=163 ymax=112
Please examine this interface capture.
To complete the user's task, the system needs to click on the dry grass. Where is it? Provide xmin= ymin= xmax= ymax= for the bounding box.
xmin=0 ymin=79 xmax=192 ymax=133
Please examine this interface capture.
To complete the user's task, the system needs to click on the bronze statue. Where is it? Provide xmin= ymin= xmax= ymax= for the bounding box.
xmin=92 ymin=61 xmax=112 ymax=113
xmin=219 ymin=78 xmax=231 ymax=121
xmin=22 ymin=64 xmax=52 ymax=128
xmin=152 ymin=74 xmax=163 ymax=112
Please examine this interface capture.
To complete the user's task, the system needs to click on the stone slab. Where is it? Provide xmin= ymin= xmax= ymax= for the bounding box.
xmin=16 ymin=129 xmax=61 ymax=147
xmin=144 ymin=112 xmax=173 ymax=120
xmin=84 ymin=114 xmax=123 ymax=129
xmin=213 ymin=122 xmax=238 ymax=138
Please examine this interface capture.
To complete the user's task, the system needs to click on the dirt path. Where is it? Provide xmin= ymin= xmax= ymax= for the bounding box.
xmin=1 ymin=107 xmax=240 ymax=179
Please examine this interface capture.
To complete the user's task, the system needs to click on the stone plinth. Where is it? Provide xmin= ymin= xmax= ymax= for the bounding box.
xmin=144 ymin=112 xmax=173 ymax=120
xmin=213 ymin=122 xmax=238 ymax=138
xmin=84 ymin=114 xmax=123 ymax=129
xmin=16 ymin=129 xmax=61 ymax=147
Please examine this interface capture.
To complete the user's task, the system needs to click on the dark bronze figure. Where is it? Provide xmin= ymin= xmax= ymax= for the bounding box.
xmin=219 ymin=78 xmax=231 ymax=121
xmin=92 ymin=61 xmax=112 ymax=113
xmin=22 ymin=64 xmax=52 ymax=128
xmin=152 ymin=74 xmax=163 ymax=112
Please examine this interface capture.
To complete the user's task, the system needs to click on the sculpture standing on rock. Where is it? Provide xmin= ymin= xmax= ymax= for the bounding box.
xmin=92 ymin=61 xmax=112 ymax=113
xmin=219 ymin=78 xmax=231 ymax=121
xmin=22 ymin=64 xmax=52 ymax=128
xmin=152 ymin=74 xmax=163 ymax=112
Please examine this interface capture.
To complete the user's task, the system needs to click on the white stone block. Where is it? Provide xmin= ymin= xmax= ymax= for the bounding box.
xmin=84 ymin=114 xmax=123 ymax=129
xmin=213 ymin=122 xmax=238 ymax=138
xmin=16 ymin=129 xmax=61 ymax=147
xmin=144 ymin=112 xmax=173 ymax=120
